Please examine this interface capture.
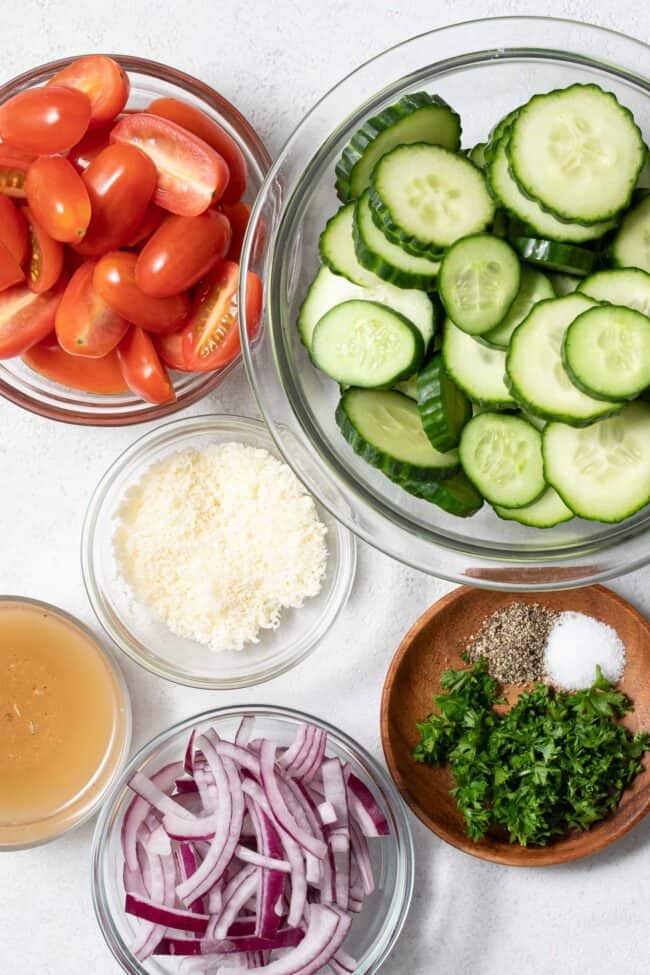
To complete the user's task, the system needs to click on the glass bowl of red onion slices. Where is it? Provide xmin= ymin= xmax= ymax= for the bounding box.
xmin=91 ymin=705 xmax=414 ymax=975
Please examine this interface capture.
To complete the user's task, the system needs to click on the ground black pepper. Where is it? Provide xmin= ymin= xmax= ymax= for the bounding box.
xmin=465 ymin=602 xmax=558 ymax=683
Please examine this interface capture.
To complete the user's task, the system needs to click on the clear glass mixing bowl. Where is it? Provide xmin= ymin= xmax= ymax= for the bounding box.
xmin=239 ymin=17 xmax=650 ymax=590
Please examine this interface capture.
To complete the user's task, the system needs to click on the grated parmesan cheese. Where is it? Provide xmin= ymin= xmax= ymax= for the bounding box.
xmin=113 ymin=442 xmax=328 ymax=652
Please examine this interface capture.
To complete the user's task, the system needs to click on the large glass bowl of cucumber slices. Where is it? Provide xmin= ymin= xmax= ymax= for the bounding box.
xmin=240 ymin=17 xmax=650 ymax=590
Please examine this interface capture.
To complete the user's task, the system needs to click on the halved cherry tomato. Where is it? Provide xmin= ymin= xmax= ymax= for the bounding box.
xmin=124 ymin=203 xmax=166 ymax=248
xmin=0 ymin=241 xmax=24 ymax=291
xmin=182 ymin=260 xmax=262 ymax=371
xmin=93 ymin=251 xmax=189 ymax=333
xmin=23 ymin=207 xmax=64 ymax=294
xmin=0 ymin=144 xmax=34 ymax=198
xmin=48 ymin=55 xmax=129 ymax=129
xmin=0 ymin=86 xmax=90 ymax=154
xmin=153 ymin=329 xmax=190 ymax=371
xmin=55 ymin=261 xmax=129 ymax=357
xmin=135 ymin=211 xmax=231 ymax=298
xmin=77 ymin=144 xmax=157 ymax=256
xmin=68 ymin=126 xmax=111 ymax=173
xmin=0 ymin=195 xmax=29 ymax=265
xmin=23 ymin=335 xmax=128 ymax=393
xmin=117 ymin=326 xmax=176 ymax=403
xmin=0 ymin=279 xmax=65 ymax=358
xmin=148 ymin=97 xmax=246 ymax=205
xmin=219 ymin=201 xmax=251 ymax=261
xmin=110 ymin=113 xmax=229 ymax=216
xmin=25 ymin=156 xmax=91 ymax=244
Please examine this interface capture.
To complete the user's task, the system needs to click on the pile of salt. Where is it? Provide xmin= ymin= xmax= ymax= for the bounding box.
xmin=543 ymin=611 xmax=626 ymax=690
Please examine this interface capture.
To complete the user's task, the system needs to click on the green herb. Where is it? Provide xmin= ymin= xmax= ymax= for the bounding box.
xmin=414 ymin=656 xmax=650 ymax=846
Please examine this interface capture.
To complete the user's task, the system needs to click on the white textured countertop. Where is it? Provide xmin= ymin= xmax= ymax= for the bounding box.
xmin=2 ymin=2 xmax=650 ymax=973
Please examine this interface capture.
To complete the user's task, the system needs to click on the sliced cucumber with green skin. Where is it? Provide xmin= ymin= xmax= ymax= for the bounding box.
xmin=370 ymin=144 xmax=495 ymax=254
xmin=416 ymin=353 xmax=472 ymax=451
xmin=578 ymin=268 xmax=650 ymax=316
xmin=353 ymin=190 xmax=440 ymax=290
xmin=298 ymin=266 xmax=435 ymax=350
xmin=543 ymin=402 xmax=650 ymax=522
xmin=459 ymin=412 xmax=545 ymax=508
xmin=438 ymin=233 xmax=521 ymax=335
xmin=506 ymin=294 xmax=622 ymax=424
xmin=611 ymin=196 xmax=650 ymax=273
xmin=562 ymin=304 xmax=650 ymax=401
xmin=336 ymin=388 xmax=460 ymax=482
xmin=393 ymin=469 xmax=483 ymax=517
xmin=469 ymin=142 xmax=487 ymax=169
xmin=636 ymin=157 xmax=650 ymax=190
xmin=319 ymin=203 xmax=378 ymax=287
xmin=487 ymin=138 xmax=615 ymax=243
xmin=484 ymin=109 xmax=519 ymax=165
xmin=509 ymin=236 xmax=595 ymax=276
xmin=311 ymin=300 xmax=423 ymax=387
xmin=480 ymin=266 xmax=554 ymax=349
xmin=508 ymin=84 xmax=646 ymax=224
xmin=393 ymin=374 xmax=419 ymax=399
xmin=443 ymin=319 xmax=515 ymax=408
xmin=550 ymin=272 xmax=581 ymax=296
xmin=494 ymin=487 xmax=573 ymax=528
xmin=491 ymin=209 xmax=508 ymax=238
xmin=334 ymin=92 xmax=461 ymax=202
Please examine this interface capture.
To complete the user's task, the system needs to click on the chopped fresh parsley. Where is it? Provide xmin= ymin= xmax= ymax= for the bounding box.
xmin=414 ymin=656 xmax=650 ymax=846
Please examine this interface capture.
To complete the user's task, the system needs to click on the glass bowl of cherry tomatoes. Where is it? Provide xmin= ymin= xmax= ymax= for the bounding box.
xmin=0 ymin=54 xmax=270 ymax=425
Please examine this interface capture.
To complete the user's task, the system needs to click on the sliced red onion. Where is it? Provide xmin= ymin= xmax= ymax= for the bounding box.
xmin=225 ymin=906 xmax=348 ymax=975
xmin=175 ymin=778 xmax=200 ymax=795
xmin=293 ymin=729 xmax=326 ymax=783
xmin=211 ymin=867 xmax=260 ymax=940
xmin=184 ymin=730 xmax=197 ymax=776
xmin=133 ymin=850 xmax=176 ymax=961
xmin=332 ymin=949 xmax=357 ymax=973
xmin=349 ymin=820 xmax=375 ymax=896
xmin=196 ymin=766 xmax=219 ymax=814
xmin=176 ymin=842 xmax=205 ymax=914
xmin=246 ymin=800 xmax=286 ymax=939
xmin=235 ymin=715 xmax=257 ymax=749
xmin=345 ymin=771 xmax=390 ymax=837
xmin=155 ymin=930 xmax=304 ymax=956
xmin=259 ymin=741 xmax=327 ymax=860
xmin=122 ymin=761 xmax=184 ymax=871
xmin=235 ymin=844 xmax=291 ymax=874
xmin=278 ymin=724 xmax=310 ymax=770
xmin=129 ymin=770 xmax=197 ymax=823
xmin=317 ymin=802 xmax=337 ymax=826
xmin=126 ymin=894 xmax=210 ymax=935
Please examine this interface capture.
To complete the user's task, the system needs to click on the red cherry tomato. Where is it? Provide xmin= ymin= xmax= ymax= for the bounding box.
xmin=0 ymin=241 xmax=24 ymax=291
xmin=0 ymin=195 xmax=29 ymax=265
xmin=0 ymin=86 xmax=90 ymax=154
xmin=182 ymin=260 xmax=262 ymax=371
xmin=55 ymin=261 xmax=129 ymax=357
xmin=25 ymin=156 xmax=91 ymax=244
xmin=117 ymin=325 xmax=176 ymax=404
xmin=48 ymin=55 xmax=129 ymax=129
xmin=23 ymin=335 xmax=128 ymax=393
xmin=23 ymin=207 xmax=64 ymax=294
xmin=124 ymin=203 xmax=166 ymax=248
xmin=153 ymin=329 xmax=190 ymax=371
xmin=0 ymin=144 xmax=34 ymax=198
xmin=68 ymin=126 xmax=111 ymax=173
xmin=110 ymin=113 xmax=229 ymax=216
xmin=0 ymin=279 xmax=65 ymax=358
xmin=147 ymin=97 xmax=246 ymax=205
xmin=93 ymin=251 xmax=190 ymax=333
xmin=219 ymin=201 xmax=251 ymax=261
xmin=77 ymin=144 xmax=157 ymax=256
xmin=135 ymin=211 xmax=231 ymax=298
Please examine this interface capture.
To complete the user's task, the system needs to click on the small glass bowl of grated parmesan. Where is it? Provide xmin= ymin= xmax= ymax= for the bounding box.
xmin=82 ymin=415 xmax=356 ymax=688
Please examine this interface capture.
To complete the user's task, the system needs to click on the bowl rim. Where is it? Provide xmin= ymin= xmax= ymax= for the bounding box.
xmin=81 ymin=412 xmax=357 ymax=689
xmin=239 ymin=16 xmax=650 ymax=590
xmin=0 ymin=53 xmax=272 ymax=428
xmin=91 ymin=703 xmax=415 ymax=975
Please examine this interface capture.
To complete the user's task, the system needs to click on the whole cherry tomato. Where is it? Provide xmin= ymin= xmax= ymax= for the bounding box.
xmin=124 ymin=203 xmax=166 ymax=248
xmin=0 ymin=241 xmax=24 ymax=292
xmin=135 ymin=211 xmax=231 ymax=298
xmin=182 ymin=260 xmax=262 ymax=371
xmin=0 ymin=144 xmax=34 ymax=198
xmin=23 ymin=336 xmax=128 ymax=393
xmin=55 ymin=261 xmax=129 ymax=357
xmin=117 ymin=326 xmax=176 ymax=404
xmin=153 ymin=329 xmax=190 ymax=371
xmin=148 ymin=97 xmax=247 ymax=205
xmin=77 ymin=144 xmax=157 ymax=256
xmin=110 ymin=113 xmax=229 ymax=216
xmin=68 ymin=126 xmax=111 ymax=173
xmin=23 ymin=207 xmax=64 ymax=294
xmin=26 ymin=156 xmax=91 ymax=244
xmin=0 ymin=196 xmax=29 ymax=265
xmin=219 ymin=201 xmax=251 ymax=261
xmin=0 ymin=279 xmax=66 ymax=358
xmin=93 ymin=251 xmax=190 ymax=333
xmin=48 ymin=55 xmax=129 ymax=129
xmin=0 ymin=86 xmax=90 ymax=154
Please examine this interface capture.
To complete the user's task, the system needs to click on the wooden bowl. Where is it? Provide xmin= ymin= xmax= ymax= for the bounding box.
xmin=381 ymin=585 xmax=650 ymax=866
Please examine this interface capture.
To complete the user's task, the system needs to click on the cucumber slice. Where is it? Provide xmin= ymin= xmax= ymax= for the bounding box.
xmin=336 ymin=388 xmax=460 ymax=481
xmin=395 ymin=470 xmax=483 ymax=517
xmin=550 ymin=272 xmax=581 ymax=296
xmin=335 ymin=92 xmax=461 ymax=202
xmin=297 ymin=266 xmax=435 ymax=350
xmin=563 ymin=304 xmax=650 ymax=400
xmin=416 ymin=353 xmax=472 ymax=451
xmin=487 ymin=137 xmax=615 ymax=242
xmin=443 ymin=319 xmax=515 ymax=408
xmin=484 ymin=108 xmax=519 ymax=165
xmin=636 ymin=157 xmax=650 ymax=190
xmin=509 ymin=236 xmax=595 ymax=276
xmin=393 ymin=374 xmax=419 ymax=399
xmin=459 ymin=412 xmax=545 ymax=508
xmin=611 ymin=196 xmax=650 ymax=273
xmin=311 ymin=300 xmax=423 ymax=387
xmin=578 ymin=268 xmax=650 ymax=315
xmin=370 ymin=144 xmax=495 ymax=253
xmin=481 ymin=267 xmax=554 ymax=349
xmin=469 ymin=142 xmax=487 ymax=169
xmin=543 ymin=402 xmax=650 ymax=522
xmin=506 ymin=294 xmax=622 ymax=424
xmin=319 ymin=203 xmax=378 ymax=287
xmin=438 ymin=233 xmax=521 ymax=335
xmin=353 ymin=190 xmax=440 ymax=290
xmin=508 ymin=84 xmax=646 ymax=224
xmin=494 ymin=487 xmax=573 ymax=528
